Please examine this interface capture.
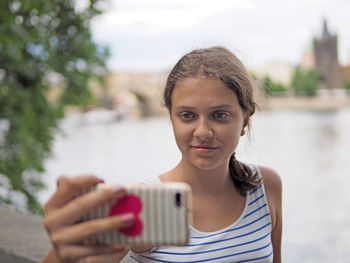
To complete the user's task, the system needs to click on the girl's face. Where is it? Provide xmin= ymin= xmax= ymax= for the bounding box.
xmin=170 ymin=76 xmax=247 ymax=171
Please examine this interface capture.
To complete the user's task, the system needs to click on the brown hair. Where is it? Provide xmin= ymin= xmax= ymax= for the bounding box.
xmin=164 ymin=46 xmax=261 ymax=196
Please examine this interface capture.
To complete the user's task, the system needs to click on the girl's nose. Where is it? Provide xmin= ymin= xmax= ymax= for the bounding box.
xmin=193 ymin=119 xmax=214 ymax=141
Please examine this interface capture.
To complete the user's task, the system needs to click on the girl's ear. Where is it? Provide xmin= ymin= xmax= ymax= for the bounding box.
xmin=240 ymin=127 xmax=246 ymax=136
xmin=241 ymin=117 xmax=249 ymax=136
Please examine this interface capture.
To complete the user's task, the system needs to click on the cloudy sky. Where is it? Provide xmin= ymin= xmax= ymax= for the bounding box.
xmin=90 ymin=0 xmax=350 ymax=72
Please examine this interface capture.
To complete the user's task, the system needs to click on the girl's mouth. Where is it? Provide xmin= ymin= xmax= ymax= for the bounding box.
xmin=191 ymin=146 xmax=218 ymax=154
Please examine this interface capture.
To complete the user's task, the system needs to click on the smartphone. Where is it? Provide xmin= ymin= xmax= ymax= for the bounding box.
xmin=78 ymin=182 xmax=192 ymax=246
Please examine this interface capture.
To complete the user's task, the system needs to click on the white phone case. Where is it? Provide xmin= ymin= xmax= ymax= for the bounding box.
xmin=79 ymin=182 xmax=192 ymax=246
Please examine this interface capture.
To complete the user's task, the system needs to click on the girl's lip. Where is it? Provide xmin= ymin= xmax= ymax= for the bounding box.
xmin=191 ymin=146 xmax=217 ymax=149
xmin=191 ymin=146 xmax=218 ymax=153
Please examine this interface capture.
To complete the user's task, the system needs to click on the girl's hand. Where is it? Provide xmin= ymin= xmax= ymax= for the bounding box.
xmin=42 ymin=175 xmax=134 ymax=263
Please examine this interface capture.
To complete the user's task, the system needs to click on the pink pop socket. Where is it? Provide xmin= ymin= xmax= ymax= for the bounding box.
xmin=109 ymin=195 xmax=143 ymax=237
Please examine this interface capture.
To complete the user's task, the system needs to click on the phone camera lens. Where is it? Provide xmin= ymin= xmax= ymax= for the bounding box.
xmin=175 ymin=192 xmax=182 ymax=207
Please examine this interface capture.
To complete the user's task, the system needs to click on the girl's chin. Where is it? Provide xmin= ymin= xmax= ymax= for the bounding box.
xmin=187 ymin=158 xmax=226 ymax=171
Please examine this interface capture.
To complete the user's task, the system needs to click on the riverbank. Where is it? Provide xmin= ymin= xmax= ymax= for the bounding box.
xmin=259 ymin=95 xmax=350 ymax=111
xmin=0 ymin=206 xmax=50 ymax=262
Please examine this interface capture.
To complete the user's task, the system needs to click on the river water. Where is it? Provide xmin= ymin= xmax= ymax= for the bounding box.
xmin=39 ymin=108 xmax=350 ymax=262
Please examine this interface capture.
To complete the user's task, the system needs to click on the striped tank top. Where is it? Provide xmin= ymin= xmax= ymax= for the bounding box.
xmin=127 ymin=165 xmax=273 ymax=263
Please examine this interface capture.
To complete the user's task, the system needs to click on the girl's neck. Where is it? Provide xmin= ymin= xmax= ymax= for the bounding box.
xmin=169 ymin=158 xmax=234 ymax=196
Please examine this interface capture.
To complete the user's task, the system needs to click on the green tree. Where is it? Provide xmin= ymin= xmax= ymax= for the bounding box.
xmin=344 ymin=81 xmax=350 ymax=95
xmin=261 ymin=76 xmax=287 ymax=96
xmin=0 ymin=0 xmax=109 ymax=214
xmin=290 ymin=67 xmax=319 ymax=96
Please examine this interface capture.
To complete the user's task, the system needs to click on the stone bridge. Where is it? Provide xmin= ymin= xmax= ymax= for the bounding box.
xmin=91 ymin=72 xmax=169 ymax=117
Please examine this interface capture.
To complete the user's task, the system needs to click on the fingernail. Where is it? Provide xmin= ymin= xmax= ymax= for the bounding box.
xmin=111 ymin=244 xmax=130 ymax=251
xmin=121 ymin=213 xmax=134 ymax=223
xmin=95 ymin=176 xmax=105 ymax=183
xmin=113 ymin=185 xmax=126 ymax=195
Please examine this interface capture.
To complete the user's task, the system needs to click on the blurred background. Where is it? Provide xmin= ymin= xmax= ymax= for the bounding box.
xmin=1 ymin=0 xmax=350 ymax=262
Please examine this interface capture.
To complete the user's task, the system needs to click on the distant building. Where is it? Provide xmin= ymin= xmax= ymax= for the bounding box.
xmin=300 ymin=46 xmax=315 ymax=70
xmin=313 ymin=19 xmax=343 ymax=89
xmin=251 ymin=62 xmax=294 ymax=85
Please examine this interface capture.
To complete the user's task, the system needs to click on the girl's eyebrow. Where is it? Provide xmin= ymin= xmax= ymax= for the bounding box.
xmin=174 ymin=105 xmax=195 ymax=110
xmin=209 ymin=104 xmax=234 ymax=109
xmin=174 ymin=104 xmax=234 ymax=110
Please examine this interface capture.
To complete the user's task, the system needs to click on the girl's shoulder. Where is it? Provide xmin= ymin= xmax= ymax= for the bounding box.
xmin=255 ymin=165 xmax=282 ymax=231
xmin=257 ymin=165 xmax=282 ymax=197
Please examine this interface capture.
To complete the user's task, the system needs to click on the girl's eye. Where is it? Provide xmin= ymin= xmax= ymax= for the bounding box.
xmin=179 ymin=112 xmax=195 ymax=120
xmin=213 ymin=112 xmax=228 ymax=119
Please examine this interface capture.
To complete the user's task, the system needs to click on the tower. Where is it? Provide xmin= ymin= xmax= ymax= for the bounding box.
xmin=313 ymin=20 xmax=343 ymax=89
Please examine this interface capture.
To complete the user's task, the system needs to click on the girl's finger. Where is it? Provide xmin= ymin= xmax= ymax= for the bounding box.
xmin=45 ymin=175 xmax=102 ymax=213
xmin=55 ymin=244 xmax=118 ymax=263
xmin=50 ymin=213 xmax=135 ymax=244
xmin=44 ymin=185 xmax=126 ymax=230
xmin=82 ymin=249 xmax=129 ymax=263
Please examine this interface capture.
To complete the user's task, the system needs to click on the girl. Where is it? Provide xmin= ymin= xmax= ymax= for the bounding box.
xmin=41 ymin=47 xmax=282 ymax=263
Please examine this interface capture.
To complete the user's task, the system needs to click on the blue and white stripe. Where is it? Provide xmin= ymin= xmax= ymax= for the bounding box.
xmin=129 ymin=166 xmax=273 ymax=263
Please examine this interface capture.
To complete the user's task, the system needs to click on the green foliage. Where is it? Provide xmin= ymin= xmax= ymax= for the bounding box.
xmin=345 ymin=81 xmax=350 ymax=94
xmin=0 ymin=0 xmax=109 ymax=214
xmin=290 ymin=67 xmax=319 ymax=97
xmin=261 ymin=76 xmax=288 ymax=96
